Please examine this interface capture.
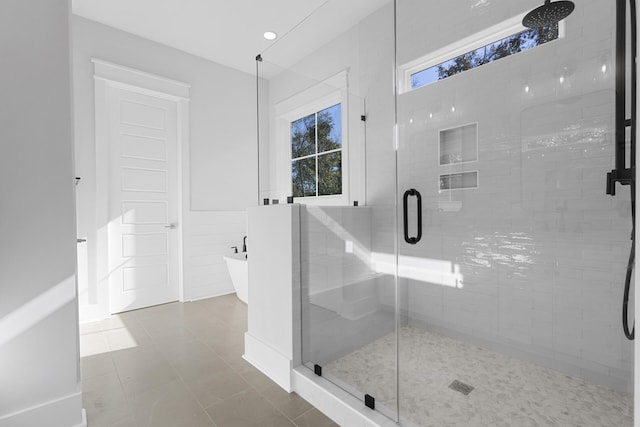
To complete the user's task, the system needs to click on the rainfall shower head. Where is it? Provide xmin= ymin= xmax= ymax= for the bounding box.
xmin=522 ymin=0 xmax=575 ymax=28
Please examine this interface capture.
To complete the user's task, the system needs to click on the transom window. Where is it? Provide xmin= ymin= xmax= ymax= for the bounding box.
xmin=291 ymin=103 xmax=342 ymax=198
xmin=411 ymin=24 xmax=559 ymax=90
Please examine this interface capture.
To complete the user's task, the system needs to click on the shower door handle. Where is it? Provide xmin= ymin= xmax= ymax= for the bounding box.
xmin=403 ymin=188 xmax=422 ymax=245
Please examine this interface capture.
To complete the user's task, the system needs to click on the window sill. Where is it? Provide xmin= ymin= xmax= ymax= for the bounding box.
xmin=291 ymin=194 xmax=349 ymax=206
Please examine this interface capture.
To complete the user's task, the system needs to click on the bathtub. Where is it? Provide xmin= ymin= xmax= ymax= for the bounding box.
xmin=223 ymin=253 xmax=248 ymax=304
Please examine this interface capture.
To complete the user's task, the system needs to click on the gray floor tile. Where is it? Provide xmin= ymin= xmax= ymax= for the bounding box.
xmin=240 ymin=367 xmax=312 ymax=419
xmin=112 ymin=347 xmax=180 ymax=398
xmin=104 ymin=325 xmax=154 ymax=352
xmin=170 ymin=349 xmax=230 ymax=382
xmin=109 ymin=415 xmax=138 ymax=427
xmin=130 ymin=380 xmax=215 ymax=427
xmin=80 ymin=321 xmax=102 ymax=335
xmin=154 ymin=335 xmax=215 ymax=363
xmin=81 ymin=352 xmax=116 ymax=380
xmin=82 ymin=372 xmax=133 ymax=427
xmin=205 ymin=389 xmax=296 ymax=427
xmin=184 ymin=368 xmax=252 ymax=409
xmin=293 ymin=408 xmax=340 ymax=427
xmin=80 ymin=331 xmax=109 ymax=358
xmin=100 ymin=311 xmax=140 ymax=331
xmin=82 ymin=296 xmax=335 ymax=427
xmin=260 ymin=388 xmax=312 ymax=421
xmin=239 ymin=365 xmax=279 ymax=392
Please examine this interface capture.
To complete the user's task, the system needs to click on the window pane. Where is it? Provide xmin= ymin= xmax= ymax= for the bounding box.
xmin=318 ymin=151 xmax=342 ymax=196
xmin=292 ymin=158 xmax=316 ymax=197
xmin=411 ymin=23 xmax=559 ymax=90
xmin=317 ymin=104 xmax=341 ymax=153
xmin=291 ymin=113 xmax=316 ymax=158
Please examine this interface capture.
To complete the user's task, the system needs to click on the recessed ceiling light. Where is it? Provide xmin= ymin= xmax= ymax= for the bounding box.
xmin=263 ymin=31 xmax=277 ymax=41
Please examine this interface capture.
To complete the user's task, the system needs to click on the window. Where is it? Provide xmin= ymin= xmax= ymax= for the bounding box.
xmin=291 ymin=103 xmax=342 ymax=198
xmin=398 ymin=14 xmax=565 ymax=93
xmin=410 ymin=24 xmax=558 ymax=90
xmin=275 ymin=70 xmax=351 ymax=205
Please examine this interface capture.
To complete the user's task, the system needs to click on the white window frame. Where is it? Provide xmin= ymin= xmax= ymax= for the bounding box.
xmin=289 ymin=97 xmax=343 ymax=199
xmin=398 ymin=13 xmax=565 ymax=94
xmin=275 ymin=71 xmax=349 ymax=206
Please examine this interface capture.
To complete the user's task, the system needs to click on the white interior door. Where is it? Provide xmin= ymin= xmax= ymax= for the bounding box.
xmin=107 ymin=85 xmax=179 ymax=314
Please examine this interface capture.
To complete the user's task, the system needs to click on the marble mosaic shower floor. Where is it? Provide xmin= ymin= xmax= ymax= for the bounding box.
xmin=325 ymin=326 xmax=633 ymax=427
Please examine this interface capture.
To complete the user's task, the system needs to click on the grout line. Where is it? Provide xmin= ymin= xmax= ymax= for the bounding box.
xmin=249 ymin=384 xmax=304 ymax=427
xmin=179 ymin=371 xmax=219 ymax=427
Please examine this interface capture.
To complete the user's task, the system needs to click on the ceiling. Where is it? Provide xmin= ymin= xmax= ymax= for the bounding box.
xmin=72 ymin=0 xmax=391 ymax=78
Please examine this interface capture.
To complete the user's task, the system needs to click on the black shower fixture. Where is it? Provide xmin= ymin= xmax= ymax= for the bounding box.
xmin=606 ymin=0 xmax=637 ymax=341
xmin=522 ymin=0 xmax=575 ymax=28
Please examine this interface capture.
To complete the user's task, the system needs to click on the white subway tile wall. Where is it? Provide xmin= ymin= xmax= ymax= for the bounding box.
xmin=394 ymin=0 xmax=631 ymax=393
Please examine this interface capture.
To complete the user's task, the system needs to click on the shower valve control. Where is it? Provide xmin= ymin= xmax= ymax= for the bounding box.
xmin=606 ymin=169 xmax=634 ymax=196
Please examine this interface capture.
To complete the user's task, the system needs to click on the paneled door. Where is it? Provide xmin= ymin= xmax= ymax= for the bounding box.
xmin=107 ymin=85 xmax=179 ymax=314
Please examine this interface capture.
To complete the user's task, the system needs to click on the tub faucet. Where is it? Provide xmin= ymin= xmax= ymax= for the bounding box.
xmin=242 ymin=236 xmax=247 ymax=253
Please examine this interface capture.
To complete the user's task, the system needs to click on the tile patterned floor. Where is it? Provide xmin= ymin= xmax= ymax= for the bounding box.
xmin=80 ymin=294 xmax=338 ymax=427
xmin=326 ymin=326 xmax=634 ymax=427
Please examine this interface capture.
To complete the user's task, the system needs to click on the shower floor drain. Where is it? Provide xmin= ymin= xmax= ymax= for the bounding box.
xmin=449 ymin=380 xmax=474 ymax=395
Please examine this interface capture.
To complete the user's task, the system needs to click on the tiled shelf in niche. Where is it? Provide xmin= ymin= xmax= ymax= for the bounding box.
xmin=439 ymin=123 xmax=478 ymax=165
xmin=439 ymin=171 xmax=478 ymax=191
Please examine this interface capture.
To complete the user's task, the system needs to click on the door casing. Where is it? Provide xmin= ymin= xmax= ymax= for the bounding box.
xmin=93 ymin=59 xmax=190 ymax=316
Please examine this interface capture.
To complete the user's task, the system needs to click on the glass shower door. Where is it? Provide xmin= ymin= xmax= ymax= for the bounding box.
xmin=395 ymin=0 xmax=634 ymax=426
xmin=255 ymin=1 xmax=400 ymax=422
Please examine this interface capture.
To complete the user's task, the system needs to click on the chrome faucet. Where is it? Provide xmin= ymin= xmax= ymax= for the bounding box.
xmin=242 ymin=236 xmax=247 ymax=253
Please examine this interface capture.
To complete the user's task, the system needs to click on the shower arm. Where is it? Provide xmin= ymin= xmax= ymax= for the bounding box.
xmin=607 ymin=0 xmax=636 ymax=196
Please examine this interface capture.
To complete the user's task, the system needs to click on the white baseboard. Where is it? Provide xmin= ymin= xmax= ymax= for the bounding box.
xmin=243 ymin=332 xmax=292 ymax=392
xmin=187 ymin=290 xmax=235 ymax=302
xmin=0 ymin=392 xmax=85 ymax=427
xmin=77 ymin=409 xmax=87 ymax=427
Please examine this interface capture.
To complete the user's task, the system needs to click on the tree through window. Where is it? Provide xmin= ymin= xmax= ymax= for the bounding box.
xmin=411 ymin=24 xmax=559 ymax=90
xmin=291 ymin=104 xmax=342 ymax=198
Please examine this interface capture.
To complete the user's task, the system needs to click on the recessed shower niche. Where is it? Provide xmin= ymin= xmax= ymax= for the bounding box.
xmin=439 ymin=122 xmax=478 ymax=166
xmin=438 ymin=123 xmax=478 ymax=191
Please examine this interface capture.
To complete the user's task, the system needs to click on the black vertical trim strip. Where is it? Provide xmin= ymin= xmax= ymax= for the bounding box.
xmin=616 ymin=0 xmax=627 ymax=172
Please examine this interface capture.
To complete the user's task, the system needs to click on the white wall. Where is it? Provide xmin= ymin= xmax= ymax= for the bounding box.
xmin=0 ymin=1 xmax=84 ymax=426
xmin=183 ymin=211 xmax=248 ymax=301
xmin=72 ymin=16 xmax=257 ymax=319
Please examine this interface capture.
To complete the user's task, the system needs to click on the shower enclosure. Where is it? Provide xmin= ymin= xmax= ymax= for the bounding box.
xmin=256 ymin=0 xmax=635 ymax=425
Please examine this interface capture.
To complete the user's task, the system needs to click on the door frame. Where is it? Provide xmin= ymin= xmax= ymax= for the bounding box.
xmin=93 ymin=59 xmax=190 ymax=313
